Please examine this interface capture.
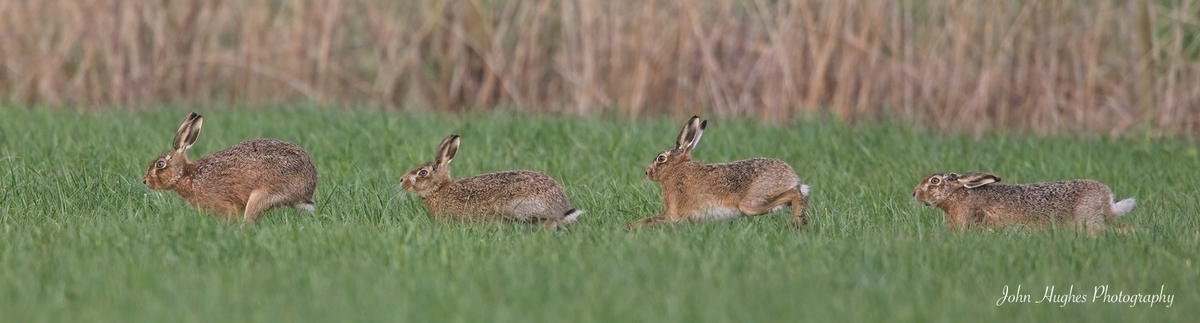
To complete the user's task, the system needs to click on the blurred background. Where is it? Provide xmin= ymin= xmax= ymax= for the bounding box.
xmin=1 ymin=0 xmax=1197 ymax=134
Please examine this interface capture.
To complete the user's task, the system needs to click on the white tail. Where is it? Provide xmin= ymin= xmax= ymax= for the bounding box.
xmin=559 ymin=209 xmax=584 ymax=225
xmin=1111 ymin=198 xmax=1136 ymax=217
xmin=295 ymin=203 xmax=315 ymax=212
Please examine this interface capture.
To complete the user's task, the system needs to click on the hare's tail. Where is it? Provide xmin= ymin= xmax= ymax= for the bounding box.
xmin=294 ymin=199 xmax=316 ymax=212
xmin=1111 ymin=197 xmax=1136 ymax=217
xmin=559 ymin=209 xmax=584 ymax=225
xmin=542 ymin=209 xmax=584 ymax=230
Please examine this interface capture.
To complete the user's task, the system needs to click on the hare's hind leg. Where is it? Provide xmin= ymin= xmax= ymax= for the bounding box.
xmin=737 ymin=185 xmax=808 ymax=228
xmin=625 ymin=214 xmax=669 ymax=230
xmin=789 ymin=186 xmax=810 ymax=229
xmin=244 ymin=189 xmax=286 ymax=222
xmin=1074 ymin=198 xmax=1109 ymax=234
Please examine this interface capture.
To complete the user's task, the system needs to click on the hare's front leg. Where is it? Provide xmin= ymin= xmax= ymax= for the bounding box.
xmin=625 ymin=214 xmax=669 ymax=230
xmin=943 ymin=206 xmax=975 ymax=231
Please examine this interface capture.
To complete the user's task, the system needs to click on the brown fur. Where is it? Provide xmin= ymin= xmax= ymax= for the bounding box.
xmin=399 ymin=134 xmax=582 ymax=228
xmin=912 ymin=172 xmax=1135 ymax=233
xmin=143 ymin=112 xmax=318 ymax=222
xmin=627 ymin=116 xmax=810 ymax=230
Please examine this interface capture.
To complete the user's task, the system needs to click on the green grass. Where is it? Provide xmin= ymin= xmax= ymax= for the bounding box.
xmin=0 ymin=106 xmax=1196 ymax=322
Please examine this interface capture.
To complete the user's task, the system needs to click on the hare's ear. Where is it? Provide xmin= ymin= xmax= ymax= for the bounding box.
xmin=675 ymin=116 xmax=706 ymax=151
xmin=943 ymin=172 xmax=960 ymax=182
xmin=172 ymin=112 xmax=203 ymax=152
xmin=959 ymin=172 xmax=1000 ymax=188
xmin=434 ymin=134 xmax=460 ymax=168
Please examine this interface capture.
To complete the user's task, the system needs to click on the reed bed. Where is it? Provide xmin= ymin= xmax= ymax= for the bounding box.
xmin=1 ymin=0 xmax=1198 ymax=134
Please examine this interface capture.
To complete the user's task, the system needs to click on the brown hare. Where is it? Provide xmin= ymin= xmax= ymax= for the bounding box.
xmin=400 ymin=134 xmax=583 ymax=228
xmin=913 ymin=172 xmax=1135 ymax=233
xmin=143 ymin=112 xmax=318 ymax=222
xmin=627 ymin=116 xmax=811 ymax=230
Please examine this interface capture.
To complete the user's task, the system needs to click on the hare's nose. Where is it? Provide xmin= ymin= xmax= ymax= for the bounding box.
xmin=143 ymin=180 xmax=147 ymax=185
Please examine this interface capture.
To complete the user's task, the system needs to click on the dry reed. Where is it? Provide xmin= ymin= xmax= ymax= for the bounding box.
xmin=1 ymin=0 xmax=1198 ymax=134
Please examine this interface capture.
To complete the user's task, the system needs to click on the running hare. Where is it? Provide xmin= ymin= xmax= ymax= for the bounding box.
xmin=143 ymin=112 xmax=318 ymax=221
xmin=399 ymin=134 xmax=583 ymax=228
xmin=627 ymin=116 xmax=810 ymax=230
xmin=913 ymin=172 xmax=1135 ymax=232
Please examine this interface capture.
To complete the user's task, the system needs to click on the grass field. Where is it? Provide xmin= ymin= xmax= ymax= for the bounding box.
xmin=0 ymin=106 xmax=1196 ymax=322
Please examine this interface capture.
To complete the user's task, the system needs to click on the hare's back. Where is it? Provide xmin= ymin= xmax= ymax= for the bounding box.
xmin=447 ymin=170 xmax=566 ymax=200
xmin=712 ymin=157 xmax=799 ymax=186
xmin=980 ymin=180 xmax=1100 ymax=200
xmin=433 ymin=170 xmax=572 ymax=221
xmin=194 ymin=138 xmax=317 ymax=185
xmin=715 ymin=157 xmax=796 ymax=173
xmin=974 ymin=180 xmax=1105 ymax=218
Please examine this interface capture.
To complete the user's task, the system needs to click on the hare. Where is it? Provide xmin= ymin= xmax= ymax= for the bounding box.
xmin=143 ymin=112 xmax=319 ymax=222
xmin=912 ymin=172 xmax=1135 ymax=232
xmin=627 ymin=116 xmax=810 ymax=230
xmin=399 ymin=134 xmax=583 ymax=228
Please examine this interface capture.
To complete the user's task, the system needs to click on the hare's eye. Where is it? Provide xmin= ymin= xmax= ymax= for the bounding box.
xmin=930 ymin=177 xmax=940 ymax=184
xmin=155 ymin=160 xmax=166 ymax=169
xmin=656 ymin=155 xmax=667 ymax=163
xmin=417 ymin=170 xmax=428 ymax=176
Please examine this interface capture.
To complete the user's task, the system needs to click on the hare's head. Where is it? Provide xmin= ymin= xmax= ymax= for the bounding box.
xmin=646 ymin=116 xmax=706 ymax=181
xmin=913 ymin=172 xmax=1000 ymax=206
xmin=401 ymin=134 xmax=458 ymax=198
xmin=144 ymin=112 xmax=202 ymax=189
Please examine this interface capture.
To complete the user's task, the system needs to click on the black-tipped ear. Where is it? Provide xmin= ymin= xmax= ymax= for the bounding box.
xmin=688 ymin=119 xmax=706 ymax=150
xmin=943 ymin=172 xmax=959 ymax=182
xmin=435 ymin=134 xmax=460 ymax=168
xmin=676 ymin=116 xmax=705 ymax=151
xmin=959 ymin=172 xmax=1000 ymax=188
xmin=675 ymin=116 xmax=697 ymax=150
xmin=172 ymin=112 xmax=203 ymax=151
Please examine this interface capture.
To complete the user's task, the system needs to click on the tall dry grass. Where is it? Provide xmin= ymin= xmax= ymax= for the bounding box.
xmin=1 ymin=0 xmax=1198 ymax=134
